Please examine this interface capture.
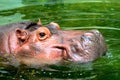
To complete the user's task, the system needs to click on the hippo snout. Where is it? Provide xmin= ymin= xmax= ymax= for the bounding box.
xmin=56 ymin=30 xmax=107 ymax=62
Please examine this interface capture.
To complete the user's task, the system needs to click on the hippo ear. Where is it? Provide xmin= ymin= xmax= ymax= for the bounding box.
xmin=45 ymin=22 xmax=60 ymax=34
xmin=15 ymin=28 xmax=29 ymax=44
xmin=46 ymin=22 xmax=60 ymax=30
xmin=37 ymin=18 xmax=42 ymax=26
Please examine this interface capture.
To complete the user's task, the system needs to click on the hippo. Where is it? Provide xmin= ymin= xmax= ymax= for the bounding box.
xmin=0 ymin=20 xmax=107 ymax=66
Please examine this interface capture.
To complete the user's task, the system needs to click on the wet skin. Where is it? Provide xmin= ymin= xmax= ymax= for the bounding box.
xmin=0 ymin=21 xmax=107 ymax=66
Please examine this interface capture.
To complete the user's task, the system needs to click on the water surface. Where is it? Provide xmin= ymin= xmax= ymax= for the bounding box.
xmin=0 ymin=0 xmax=120 ymax=80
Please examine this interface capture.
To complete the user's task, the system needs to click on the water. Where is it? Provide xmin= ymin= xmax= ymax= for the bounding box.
xmin=0 ymin=0 xmax=120 ymax=80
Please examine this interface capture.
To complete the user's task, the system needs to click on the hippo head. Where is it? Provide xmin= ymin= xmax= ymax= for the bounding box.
xmin=3 ymin=20 xmax=107 ymax=66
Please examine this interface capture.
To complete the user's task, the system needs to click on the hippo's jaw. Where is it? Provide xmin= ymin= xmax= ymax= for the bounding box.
xmin=13 ymin=43 xmax=64 ymax=65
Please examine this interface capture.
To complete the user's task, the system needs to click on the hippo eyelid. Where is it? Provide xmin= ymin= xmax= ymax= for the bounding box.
xmin=36 ymin=27 xmax=51 ymax=41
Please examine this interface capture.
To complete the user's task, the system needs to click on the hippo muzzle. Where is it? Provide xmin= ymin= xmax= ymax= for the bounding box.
xmin=47 ymin=29 xmax=106 ymax=63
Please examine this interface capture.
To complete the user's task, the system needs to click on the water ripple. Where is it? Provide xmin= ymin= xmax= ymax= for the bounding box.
xmin=62 ymin=26 xmax=120 ymax=30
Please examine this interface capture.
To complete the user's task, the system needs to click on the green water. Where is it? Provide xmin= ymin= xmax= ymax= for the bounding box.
xmin=0 ymin=0 xmax=120 ymax=80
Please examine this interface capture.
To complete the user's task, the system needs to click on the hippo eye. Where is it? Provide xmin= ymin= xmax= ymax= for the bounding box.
xmin=37 ymin=27 xmax=51 ymax=41
xmin=39 ymin=32 xmax=46 ymax=38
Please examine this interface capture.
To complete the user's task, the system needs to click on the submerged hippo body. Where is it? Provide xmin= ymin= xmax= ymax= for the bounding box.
xmin=0 ymin=20 xmax=107 ymax=66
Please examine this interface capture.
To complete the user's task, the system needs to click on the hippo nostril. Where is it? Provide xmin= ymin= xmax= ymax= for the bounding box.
xmin=91 ymin=30 xmax=100 ymax=34
xmin=81 ymin=32 xmax=94 ymax=42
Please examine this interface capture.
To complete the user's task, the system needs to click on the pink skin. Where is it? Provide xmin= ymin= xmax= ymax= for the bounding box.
xmin=14 ymin=32 xmax=64 ymax=64
xmin=0 ymin=22 xmax=107 ymax=66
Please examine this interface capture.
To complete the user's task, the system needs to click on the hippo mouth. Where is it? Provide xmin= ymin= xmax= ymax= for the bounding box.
xmin=51 ymin=43 xmax=84 ymax=62
xmin=52 ymin=44 xmax=80 ymax=61
xmin=51 ymin=45 xmax=69 ymax=60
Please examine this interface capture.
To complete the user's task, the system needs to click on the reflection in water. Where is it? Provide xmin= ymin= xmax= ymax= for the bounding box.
xmin=0 ymin=0 xmax=120 ymax=80
xmin=22 ymin=0 xmax=63 ymax=5
xmin=0 ymin=13 xmax=25 ymax=25
xmin=0 ymin=0 xmax=24 ymax=11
